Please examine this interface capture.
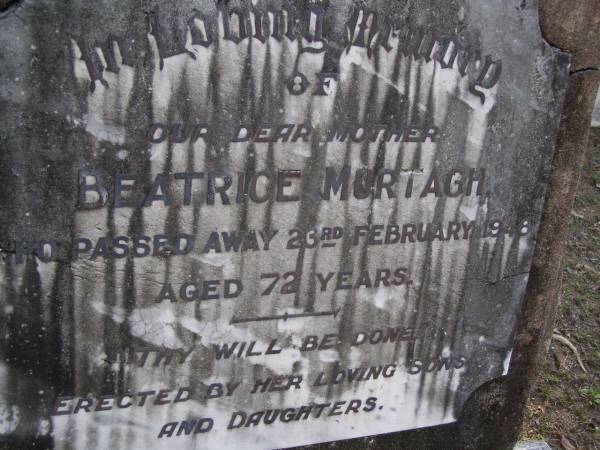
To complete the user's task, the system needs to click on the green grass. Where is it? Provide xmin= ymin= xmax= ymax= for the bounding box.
xmin=581 ymin=387 xmax=600 ymax=407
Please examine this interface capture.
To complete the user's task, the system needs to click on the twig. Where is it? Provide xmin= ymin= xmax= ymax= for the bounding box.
xmin=552 ymin=333 xmax=588 ymax=373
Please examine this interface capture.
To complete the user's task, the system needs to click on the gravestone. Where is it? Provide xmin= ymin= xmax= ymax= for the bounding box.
xmin=0 ymin=0 xmax=570 ymax=449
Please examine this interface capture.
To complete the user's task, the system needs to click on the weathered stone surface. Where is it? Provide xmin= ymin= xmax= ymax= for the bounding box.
xmin=593 ymin=89 xmax=600 ymax=126
xmin=514 ymin=441 xmax=551 ymax=450
xmin=0 ymin=1 xmax=569 ymax=449
xmin=539 ymin=0 xmax=600 ymax=70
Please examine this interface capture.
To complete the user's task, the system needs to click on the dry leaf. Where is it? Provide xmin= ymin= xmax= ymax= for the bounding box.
xmin=559 ymin=432 xmax=577 ymax=450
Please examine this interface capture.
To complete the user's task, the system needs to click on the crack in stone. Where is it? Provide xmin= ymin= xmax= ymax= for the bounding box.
xmin=466 ymin=271 xmax=531 ymax=286
xmin=570 ymin=67 xmax=600 ymax=75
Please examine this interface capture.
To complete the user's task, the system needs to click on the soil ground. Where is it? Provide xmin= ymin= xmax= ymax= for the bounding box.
xmin=521 ymin=127 xmax=600 ymax=449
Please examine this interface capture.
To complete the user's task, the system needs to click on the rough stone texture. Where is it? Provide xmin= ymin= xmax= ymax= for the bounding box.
xmin=539 ymin=0 xmax=600 ymax=70
xmin=0 ymin=0 xmax=584 ymax=449
xmin=294 ymin=73 xmax=600 ymax=450
xmin=513 ymin=442 xmax=551 ymax=450
xmin=500 ymin=67 xmax=600 ymax=448
xmin=592 ymin=89 xmax=600 ymax=127
xmin=495 ymin=1 xmax=600 ymax=448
